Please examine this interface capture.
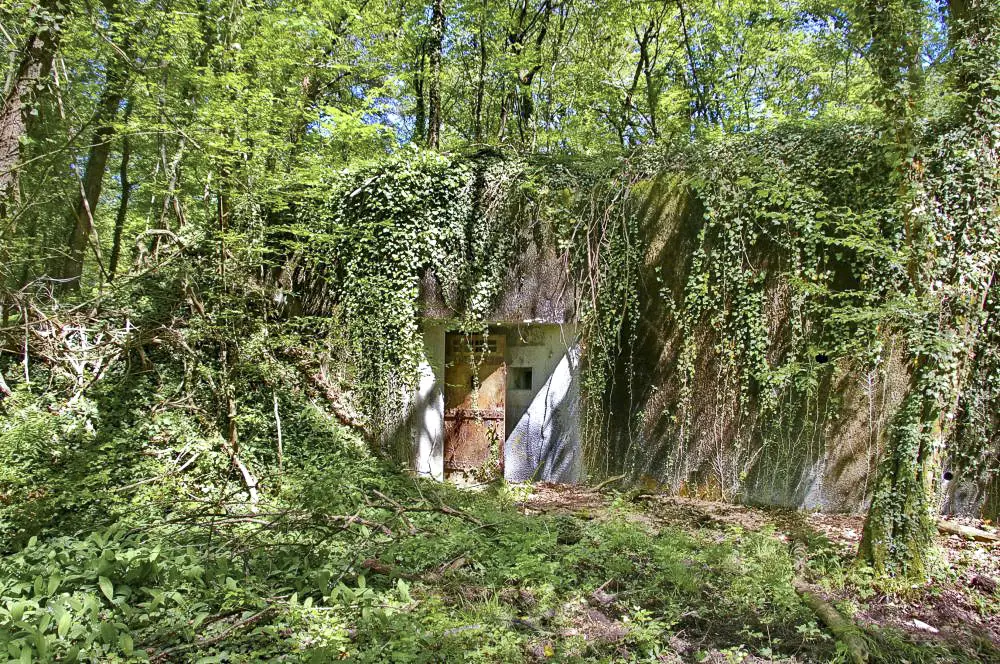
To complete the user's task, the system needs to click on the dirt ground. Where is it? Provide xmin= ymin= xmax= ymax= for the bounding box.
xmin=518 ymin=483 xmax=1000 ymax=661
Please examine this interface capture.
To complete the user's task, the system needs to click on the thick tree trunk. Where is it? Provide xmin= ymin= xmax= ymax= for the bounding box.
xmin=859 ymin=0 xmax=998 ymax=578
xmin=427 ymin=0 xmax=445 ymax=149
xmin=859 ymin=378 xmax=940 ymax=578
xmin=60 ymin=87 xmax=123 ymax=290
xmin=0 ymin=0 xmax=61 ymax=210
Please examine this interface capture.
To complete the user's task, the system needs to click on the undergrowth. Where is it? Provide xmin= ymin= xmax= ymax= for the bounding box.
xmin=0 ymin=343 xmax=828 ymax=663
xmin=1 ymin=349 xmax=990 ymax=663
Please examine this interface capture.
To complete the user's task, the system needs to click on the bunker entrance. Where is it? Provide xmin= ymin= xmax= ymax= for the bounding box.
xmin=443 ymin=332 xmax=506 ymax=481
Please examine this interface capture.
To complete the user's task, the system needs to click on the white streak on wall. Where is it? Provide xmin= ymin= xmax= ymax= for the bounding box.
xmin=504 ymin=327 xmax=581 ymax=483
xmin=412 ymin=323 xmax=445 ymax=480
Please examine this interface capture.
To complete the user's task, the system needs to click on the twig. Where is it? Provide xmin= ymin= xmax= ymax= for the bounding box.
xmin=372 ymin=500 xmax=491 ymax=528
xmin=320 ymin=513 xmax=394 ymax=537
xmin=372 ymin=489 xmax=417 ymax=535
xmin=112 ymin=452 xmax=200 ymax=493
xmin=218 ymin=427 xmax=259 ymax=508
xmin=273 ymin=391 xmax=283 ymax=473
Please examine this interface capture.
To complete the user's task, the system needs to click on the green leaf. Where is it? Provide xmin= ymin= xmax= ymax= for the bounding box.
xmin=99 ymin=622 xmax=117 ymax=644
xmin=10 ymin=601 xmax=25 ymax=621
xmin=119 ymin=633 xmax=134 ymax=655
xmin=57 ymin=612 xmax=72 ymax=638
xmin=98 ymin=576 xmax=114 ymax=602
xmin=396 ymin=578 xmax=411 ymax=602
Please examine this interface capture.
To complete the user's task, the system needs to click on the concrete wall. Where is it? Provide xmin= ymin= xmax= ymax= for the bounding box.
xmin=503 ymin=325 xmax=582 ymax=483
xmin=417 ymin=235 xmax=576 ymax=324
xmin=598 ymin=182 xmax=909 ymax=513
xmin=411 ymin=323 xmax=446 ymax=481
xmin=407 ymin=321 xmax=582 ymax=484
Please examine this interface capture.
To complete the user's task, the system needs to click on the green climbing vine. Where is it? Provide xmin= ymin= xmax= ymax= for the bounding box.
xmin=279 ymin=152 xmax=526 ymax=448
xmin=271 ymin=107 xmax=997 ymax=551
xmin=859 ymin=0 xmax=999 ymax=578
xmin=638 ymin=127 xmax=901 ymax=499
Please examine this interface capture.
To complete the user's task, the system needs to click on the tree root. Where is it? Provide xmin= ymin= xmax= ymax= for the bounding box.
xmin=793 ymin=579 xmax=868 ymax=664
xmin=593 ymin=474 xmax=625 ymax=491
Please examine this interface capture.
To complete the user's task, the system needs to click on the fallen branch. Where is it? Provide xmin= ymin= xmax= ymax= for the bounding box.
xmin=442 ymin=624 xmax=484 ymax=637
xmin=362 ymin=558 xmax=422 ymax=581
xmin=372 ymin=489 xmax=417 ymax=534
xmin=361 ymin=554 xmax=467 ymax=584
xmin=320 ymin=513 xmax=393 ymax=537
xmin=281 ymin=348 xmax=369 ymax=435
xmin=218 ymin=431 xmax=259 ymax=508
xmin=150 ymin=606 xmax=275 ymax=663
xmin=371 ymin=498 xmax=491 ymax=529
xmin=435 ymin=502 xmax=486 ymax=527
xmin=793 ymin=579 xmax=868 ymax=664
xmin=593 ymin=474 xmax=625 ymax=491
xmin=937 ymin=520 xmax=1000 ymax=543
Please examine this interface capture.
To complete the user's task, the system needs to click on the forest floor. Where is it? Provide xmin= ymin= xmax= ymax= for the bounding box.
xmin=517 ymin=483 xmax=1000 ymax=663
xmin=3 ymin=370 xmax=1000 ymax=663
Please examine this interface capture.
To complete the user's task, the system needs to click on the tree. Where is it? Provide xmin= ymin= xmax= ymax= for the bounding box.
xmin=858 ymin=0 xmax=1000 ymax=578
xmin=427 ymin=0 xmax=445 ymax=148
xmin=0 ymin=0 xmax=62 ymax=212
xmin=60 ymin=57 xmax=126 ymax=289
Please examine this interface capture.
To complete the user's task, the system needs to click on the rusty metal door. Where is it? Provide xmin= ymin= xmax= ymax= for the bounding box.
xmin=444 ymin=333 xmax=506 ymax=478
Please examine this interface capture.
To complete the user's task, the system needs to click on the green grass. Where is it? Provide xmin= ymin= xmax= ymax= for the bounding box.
xmin=0 ymin=362 xmax=993 ymax=663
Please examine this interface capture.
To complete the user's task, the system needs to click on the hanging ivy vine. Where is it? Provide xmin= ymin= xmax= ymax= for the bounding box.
xmin=270 ymin=114 xmax=997 ymax=524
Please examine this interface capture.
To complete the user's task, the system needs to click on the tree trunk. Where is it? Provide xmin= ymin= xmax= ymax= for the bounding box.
xmin=0 ymin=0 xmax=61 ymax=211
xmin=676 ymin=0 xmax=710 ymax=128
xmin=859 ymin=0 xmax=999 ymax=578
xmin=859 ymin=380 xmax=940 ymax=578
xmin=108 ymin=101 xmax=133 ymax=281
xmin=473 ymin=0 xmax=488 ymax=143
xmin=856 ymin=0 xmax=933 ymax=579
xmin=413 ymin=40 xmax=427 ymax=143
xmin=427 ymin=0 xmax=445 ymax=149
xmin=60 ymin=87 xmax=123 ymax=290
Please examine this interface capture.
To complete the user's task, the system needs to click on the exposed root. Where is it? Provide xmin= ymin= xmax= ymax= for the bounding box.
xmin=793 ymin=579 xmax=869 ymax=664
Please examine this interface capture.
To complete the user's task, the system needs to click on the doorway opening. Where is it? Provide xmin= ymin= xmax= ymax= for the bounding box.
xmin=443 ymin=332 xmax=506 ymax=481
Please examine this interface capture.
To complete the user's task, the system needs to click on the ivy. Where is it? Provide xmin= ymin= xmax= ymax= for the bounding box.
xmin=273 ymin=112 xmax=996 ymax=539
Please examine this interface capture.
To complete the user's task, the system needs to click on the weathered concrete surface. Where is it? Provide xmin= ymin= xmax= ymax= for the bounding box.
xmin=417 ymin=240 xmax=576 ymax=324
xmin=600 ymin=181 xmax=910 ymax=513
xmin=503 ymin=325 xmax=582 ymax=483
xmin=411 ymin=323 xmax=446 ymax=481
